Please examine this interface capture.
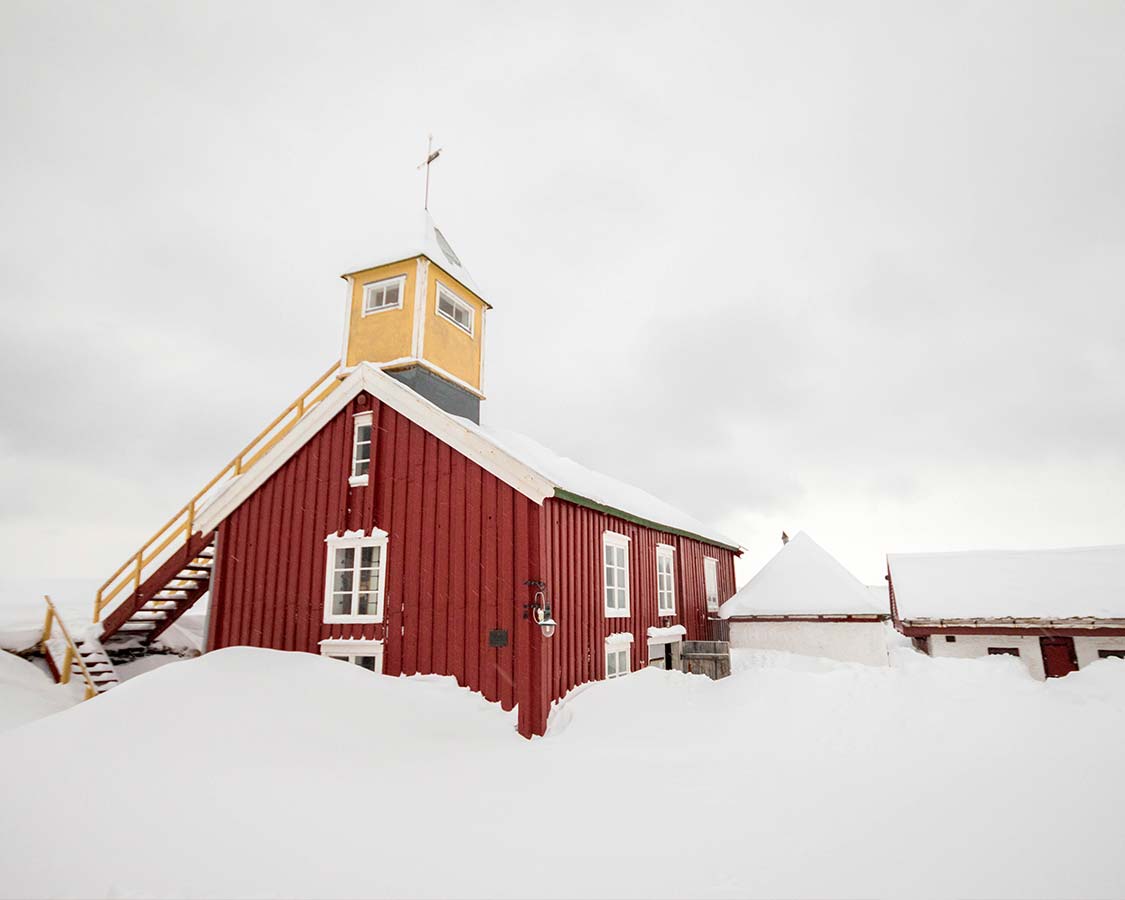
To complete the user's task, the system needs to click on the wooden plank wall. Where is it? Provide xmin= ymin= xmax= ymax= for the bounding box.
xmin=540 ymin=497 xmax=738 ymax=704
xmin=207 ymin=392 xmax=543 ymax=714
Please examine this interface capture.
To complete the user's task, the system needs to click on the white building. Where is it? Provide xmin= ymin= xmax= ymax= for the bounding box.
xmin=718 ymin=532 xmax=890 ymax=666
xmin=888 ymin=544 xmax=1125 ymax=679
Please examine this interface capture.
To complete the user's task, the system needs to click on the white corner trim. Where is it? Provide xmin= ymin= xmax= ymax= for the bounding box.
xmin=412 ymin=257 xmax=429 ymax=359
xmin=605 ymin=631 xmax=635 ymax=646
xmin=339 ymin=276 xmax=355 ymax=367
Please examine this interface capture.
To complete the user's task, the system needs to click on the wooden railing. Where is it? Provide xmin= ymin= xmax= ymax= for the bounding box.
xmin=93 ymin=361 xmax=343 ymax=623
xmin=42 ymin=596 xmax=99 ymax=700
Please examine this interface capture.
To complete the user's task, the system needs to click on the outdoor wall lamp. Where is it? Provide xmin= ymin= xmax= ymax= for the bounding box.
xmin=524 ymin=582 xmax=557 ymax=638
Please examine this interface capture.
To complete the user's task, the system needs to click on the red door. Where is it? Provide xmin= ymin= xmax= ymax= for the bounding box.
xmin=1040 ymin=636 xmax=1079 ymax=678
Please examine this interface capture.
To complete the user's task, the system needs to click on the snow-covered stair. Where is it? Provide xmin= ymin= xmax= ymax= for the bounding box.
xmin=73 ymin=633 xmax=120 ymax=694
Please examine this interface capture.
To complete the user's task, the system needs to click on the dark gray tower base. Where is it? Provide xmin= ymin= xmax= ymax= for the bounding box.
xmin=388 ymin=365 xmax=481 ymax=424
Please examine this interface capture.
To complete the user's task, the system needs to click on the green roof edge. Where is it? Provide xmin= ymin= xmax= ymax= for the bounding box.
xmin=551 ymin=488 xmax=742 ymax=554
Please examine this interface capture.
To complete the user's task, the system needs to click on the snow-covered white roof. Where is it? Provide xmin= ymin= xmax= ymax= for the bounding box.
xmin=889 ymin=545 xmax=1125 ymax=621
xmin=342 ymin=213 xmax=486 ymax=302
xmin=461 ymin=422 xmax=740 ymax=550
xmin=718 ymin=533 xmax=887 ymax=618
xmin=196 ymin=363 xmax=739 ymax=551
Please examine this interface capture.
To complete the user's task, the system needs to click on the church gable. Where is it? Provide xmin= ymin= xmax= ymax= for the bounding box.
xmin=207 ymin=390 xmax=543 ymax=714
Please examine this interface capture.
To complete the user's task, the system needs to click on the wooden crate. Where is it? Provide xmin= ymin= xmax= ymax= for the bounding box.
xmin=681 ymin=640 xmax=731 ymax=680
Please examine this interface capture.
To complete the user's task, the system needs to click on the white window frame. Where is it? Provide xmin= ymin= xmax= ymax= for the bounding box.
xmin=323 ymin=529 xmax=388 ymax=624
xmin=349 ymin=411 xmax=373 ymax=487
xmin=319 ymin=638 xmax=384 ymax=673
xmin=605 ymin=635 xmax=633 ymax=679
xmin=656 ymin=543 xmax=676 ymax=617
xmin=603 ymin=530 xmax=631 ymax=618
xmin=704 ymin=556 xmax=720 ymax=612
xmin=435 ymin=282 xmax=474 ymax=336
xmin=362 ymin=275 xmax=406 ymax=316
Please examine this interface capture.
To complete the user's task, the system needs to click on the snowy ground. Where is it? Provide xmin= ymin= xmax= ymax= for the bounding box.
xmin=0 ymin=647 xmax=1122 ymax=899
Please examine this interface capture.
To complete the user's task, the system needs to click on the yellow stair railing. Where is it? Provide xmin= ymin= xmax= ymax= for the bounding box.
xmin=42 ymin=596 xmax=99 ymax=700
xmin=93 ymin=361 xmax=343 ymax=624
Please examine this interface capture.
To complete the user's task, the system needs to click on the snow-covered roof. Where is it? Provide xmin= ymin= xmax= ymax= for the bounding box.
xmin=196 ymin=363 xmax=739 ymax=552
xmin=342 ymin=213 xmax=487 ymax=302
xmin=461 ymin=422 xmax=739 ymax=550
xmin=889 ymin=545 xmax=1125 ymax=622
xmin=718 ymin=533 xmax=886 ymax=618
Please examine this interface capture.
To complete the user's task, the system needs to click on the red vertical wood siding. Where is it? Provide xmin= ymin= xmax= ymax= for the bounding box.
xmin=539 ymin=497 xmax=738 ymax=704
xmin=207 ymin=392 xmax=542 ymax=714
xmin=205 ymin=388 xmax=738 ymax=737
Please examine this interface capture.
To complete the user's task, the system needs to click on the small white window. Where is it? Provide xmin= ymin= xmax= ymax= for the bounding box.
xmin=656 ymin=544 xmax=676 ymax=617
xmin=603 ymin=531 xmax=631 ymax=618
xmin=436 ymin=283 xmax=474 ymax=335
xmin=320 ymin=639 xmax=384 ymax=673
xmin=350 ymin=412 xmax=372 ymax=486
xmin=323 ymin=530 xmax=388 ymax=624
xmin=605 ymin=639 xmax=632 ymax=679
xmin=362 ymin=276 xmax=405 ymax=315
xmin=704 ymin=556 xmax=720 ymax=612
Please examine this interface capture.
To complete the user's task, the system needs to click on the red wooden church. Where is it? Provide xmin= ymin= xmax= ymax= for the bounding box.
xmin=43 ymin=216 xmax=740 ymax=738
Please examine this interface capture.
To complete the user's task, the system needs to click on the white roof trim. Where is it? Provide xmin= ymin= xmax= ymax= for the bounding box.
xmin=195 ymin=364 xmax=555 ymax=533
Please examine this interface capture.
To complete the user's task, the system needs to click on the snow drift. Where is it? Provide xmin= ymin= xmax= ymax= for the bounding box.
xmin=0 ymin=647 xmax=1122 ymax=899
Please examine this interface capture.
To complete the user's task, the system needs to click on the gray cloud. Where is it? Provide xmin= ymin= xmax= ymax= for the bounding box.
xmin=2 ymin=0 xmax=1124 ymax=588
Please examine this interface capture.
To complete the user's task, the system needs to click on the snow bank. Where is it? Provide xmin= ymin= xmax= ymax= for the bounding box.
xmin=0 ymin=648 xmax=1122 ymax=899
xmin=0 ymin=651 xmax=76 ymax=733
xmin=889 ymin=543 xmax=1125 ymax=620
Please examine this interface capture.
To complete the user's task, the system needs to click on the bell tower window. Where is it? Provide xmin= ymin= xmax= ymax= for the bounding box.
xmin=362 ymin=276 xmax=405 ymax=315
xmin=436 ymin=283 xmax=474 ymax=335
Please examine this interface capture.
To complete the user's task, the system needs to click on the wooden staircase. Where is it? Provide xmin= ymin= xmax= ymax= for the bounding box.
xmin=99 ymin=532 xmax=216 ymax=649
xmin=41 ymin=361 xmax=344 ymax=696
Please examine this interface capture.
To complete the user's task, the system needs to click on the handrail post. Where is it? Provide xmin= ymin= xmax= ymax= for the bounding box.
xmin=186 ymin=500 xmax=195 ymax=538
xmin=132 ymin=554 xmax=142 ymax=594
xmin=93 ymin=589 xmax=102 ymax=624
xmin=42 ymin=606 xmax=52 ymax=648
xmin=60 ymin=646 xmax=73 ymax=685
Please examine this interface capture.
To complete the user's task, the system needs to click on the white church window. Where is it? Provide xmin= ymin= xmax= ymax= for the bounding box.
xmin=603 ymin=531 xmax=631 ymax=618
xmin=319 ymin=639 xmax=384 ymax=673
xmin=656 ymin=544 xmax=676 ymax=616
xmin=436 ymin=283 xmax=474 ymax=335
xmin=323 ymin=530 xmax=387 ymax=624
xmin=704 ymin=556 xmax=719 ymax=612
xmin=362 ymin=276 xmax=405 ymax=315
xmin=605 ymin=634 xmax=633 ymax=679
xmin=350 ymin=412 xmax=372 ymax=486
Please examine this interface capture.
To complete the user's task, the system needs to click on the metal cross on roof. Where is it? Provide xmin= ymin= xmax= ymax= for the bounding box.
xmin=417 ymin=134 xmax=442 ymax=211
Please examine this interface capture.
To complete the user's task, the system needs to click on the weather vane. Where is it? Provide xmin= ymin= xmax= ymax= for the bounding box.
xmin=417 ymin=134 xmax=442 ymax=211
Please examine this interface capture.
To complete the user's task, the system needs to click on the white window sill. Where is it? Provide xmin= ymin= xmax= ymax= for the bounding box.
xmin=348 ymin=474 xmax=369 ymax=488
xmin=658 ymin=610 xmax=677 ymax=618
xmin=323 ymin=614 xmax=383 ymax=625
xmin=604 ymin=608 xmax=630 ymax=619
xmin=361 ymin=303 xmax=403 ymax=318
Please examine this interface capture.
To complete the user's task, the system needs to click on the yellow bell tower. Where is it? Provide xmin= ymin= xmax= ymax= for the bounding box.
xmin=340 ymin=214 xmax=490 ymax=422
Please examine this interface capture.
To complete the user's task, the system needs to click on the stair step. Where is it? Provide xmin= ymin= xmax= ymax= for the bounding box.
xmin=173 ymin=573 xmax=209 ymax=582
xmin=118 ymin=622 xmax=156 ymax=632
xmin=153 ymin=591 xmax=189 ymax=600
xmin=180 ymin=564 xmax=213 ymax=573
xmin=131 ymin=611 xmax=169 ymax=621
xmin=197 ymin=546 xmax=215 ymax=558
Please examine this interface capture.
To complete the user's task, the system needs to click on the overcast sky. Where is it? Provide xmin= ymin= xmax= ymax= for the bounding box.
xmin=2 ymin=1 xmax=1124 ymax=601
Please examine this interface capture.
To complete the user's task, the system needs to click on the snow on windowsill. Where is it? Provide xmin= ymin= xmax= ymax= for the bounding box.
xmin=605 ymin=631 xmax=635 ymax=646
xmin=647 ymin=625 xmax=686 ymax=642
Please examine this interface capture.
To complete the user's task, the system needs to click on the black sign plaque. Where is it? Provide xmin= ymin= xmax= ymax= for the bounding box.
xmin=488 ymin=628 xmax=509 ymax=648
